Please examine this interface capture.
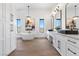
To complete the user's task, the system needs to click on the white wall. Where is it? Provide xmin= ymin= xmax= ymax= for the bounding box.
xmin=16 ymin=7 xmax=53 ymax=33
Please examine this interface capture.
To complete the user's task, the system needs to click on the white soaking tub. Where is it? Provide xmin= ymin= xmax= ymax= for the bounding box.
xmin=19 ymin=31 xmax=35 ymax=40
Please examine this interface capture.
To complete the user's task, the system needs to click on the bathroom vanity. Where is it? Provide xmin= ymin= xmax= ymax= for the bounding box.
xmin=47 ymin=31 xmax=79 ymax=56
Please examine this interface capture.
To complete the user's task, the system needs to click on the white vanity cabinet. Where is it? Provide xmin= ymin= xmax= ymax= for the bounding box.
xmin=48 ymin=32 xmax=67 ymax=56
xmin=54 ymin=33 xmax=67 ymax=56
xmin=52 ymin=33 xmax=57 ymax=49
xmin=47 ymin=32 xmax=57 ymax=49
xmin=48 ymin=32 xmax=79 ymax=56
xmin=67 ymin=37 xmax=79 ymax=48
xmin=66 ymin=36 xmax=79 ymax=56
xmin=66 ymin=43 xmax=79 ymax=56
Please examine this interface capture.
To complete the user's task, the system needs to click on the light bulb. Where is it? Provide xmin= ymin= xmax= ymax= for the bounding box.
xmin=73 ymin=17 xmax=78 ymax=20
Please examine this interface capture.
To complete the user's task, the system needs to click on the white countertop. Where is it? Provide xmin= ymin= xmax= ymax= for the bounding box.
xmin=47 ymin=31 xmax=79 ymax=40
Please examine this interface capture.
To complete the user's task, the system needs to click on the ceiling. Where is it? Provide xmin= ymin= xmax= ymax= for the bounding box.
xmin=15 ymin=3 xmax=58 ymax=11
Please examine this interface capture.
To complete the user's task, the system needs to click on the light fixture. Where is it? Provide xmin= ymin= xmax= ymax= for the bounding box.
xmin=26 ymin=5 xmax=32 ymax=22
xmin=56 ymin=6 xmax=60 ymax=11
xmin=73 ymin=5 xmax=79 ymax=20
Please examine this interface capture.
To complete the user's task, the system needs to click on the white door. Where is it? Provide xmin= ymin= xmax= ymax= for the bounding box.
xmin=5 ymin=14 xmax=11 ymax=55
xmin=10 ymin=13 xmax=16 ymax=52
xmin=5 ymin=4 xmax=11 ymax=55
xmin=5 ymin=4 xmax=16 ymax=55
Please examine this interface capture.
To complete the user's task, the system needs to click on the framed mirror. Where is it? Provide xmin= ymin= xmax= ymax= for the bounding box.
xmin=66 ymin=3 xmax=79 ymax=30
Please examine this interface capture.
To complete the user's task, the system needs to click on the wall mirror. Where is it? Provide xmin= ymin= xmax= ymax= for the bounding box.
xmin=66 ymin=3 xmax=79 ymax=30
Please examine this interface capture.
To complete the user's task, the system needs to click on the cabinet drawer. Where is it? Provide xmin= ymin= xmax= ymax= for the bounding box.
xmin=67 ymin=44 xmax=79 ymax=56
xmin=67 ymin=38 xmax=79 ymax=48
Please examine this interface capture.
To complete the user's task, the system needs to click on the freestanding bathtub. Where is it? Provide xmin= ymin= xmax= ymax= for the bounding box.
xmin=21 ymin=32 xmax=35 ymax=40
xmin=17 ymin=31 xmax=47 ymax=40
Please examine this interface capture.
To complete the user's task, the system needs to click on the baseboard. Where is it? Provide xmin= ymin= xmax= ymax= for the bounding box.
xmin=34 ymin=37 xmax=47 ymax=39
xmin=7 ymin=48 xmax=16 ymax=56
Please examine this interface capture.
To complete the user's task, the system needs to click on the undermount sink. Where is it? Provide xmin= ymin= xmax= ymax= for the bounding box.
xmin=58 ymin=29 xmax=78 ymax=34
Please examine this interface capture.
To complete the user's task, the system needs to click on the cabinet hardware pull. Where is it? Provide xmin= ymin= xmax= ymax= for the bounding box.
xmin=68 ymin=48 xmax=76 ymax=54
xmin=58 ymin=40 xmax=60 ymax=49
xmin=68 ymin=40 xmax=76 ymax=44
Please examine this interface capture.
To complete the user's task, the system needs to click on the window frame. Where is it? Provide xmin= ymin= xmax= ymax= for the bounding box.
xmin=39 ymin=19 xmax=44 ymax=33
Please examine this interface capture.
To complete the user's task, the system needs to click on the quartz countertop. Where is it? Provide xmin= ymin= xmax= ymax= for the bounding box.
xmin=59 ymin=33 xmax=79 ymax=40
xmin=47 ymin=31 xmax=79 ymax=40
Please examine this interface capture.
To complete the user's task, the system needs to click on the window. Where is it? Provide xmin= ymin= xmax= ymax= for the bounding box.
xmin=16 ymin=19 xmax=22 ymax=27
xmin=54 ymin=19 xmax=61 ymax=30
xmin=39 ymin=19 xmax=44 ymax=32
xmin=16 ymin=19 xmax=22 ymax=33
